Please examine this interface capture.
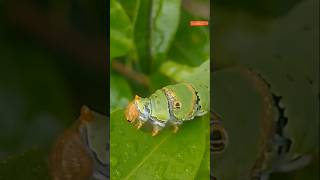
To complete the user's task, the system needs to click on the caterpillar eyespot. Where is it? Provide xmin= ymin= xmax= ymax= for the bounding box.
xmin=125 ymin=82 xmax=209 ymax=136
xmin=174 ymin=101 xmax=181 ymax=109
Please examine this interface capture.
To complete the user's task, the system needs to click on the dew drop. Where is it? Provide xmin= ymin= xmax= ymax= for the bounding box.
xmin=160 ymin=152 xmax=168 ymax=159
xmin=154 ymin=162 xmax=167 ymax=179
xmin=176 ymin=153 xmax=183 ymax=161
xmin=122 ymin=152 xmax=130 ymax=161
xmin=126 ymin=142 xmax=136 ymax=151
xmin=110 ymin=142 xmax=118 ymax=149
xmin=189 ymin=145 xmax=197 ymax=153
xmin=110 ymin=156 xmax=118 ymax=167
xmin=184 ymin=164 xmax=194 ymax=174
xmin=154 ymin=174 xmax=162 ymax=180
xmin=113 ymin=169 xmax=121 ymax=178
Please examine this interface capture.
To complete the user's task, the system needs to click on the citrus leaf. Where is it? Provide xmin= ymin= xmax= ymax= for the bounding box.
xmin=167 ymin=9 xmax=209 ymax=67
xmin=110 ymin=0 xmax=133 ymax=60
xmin=195 ymin=127 xmax=210 ymax=179
xmin=159 ymin=61 xmax=195 ymax=82
xmin=160 ymin=60 xmax=209 ymax=83
xmin=110 ymin=74 xmax=133 ymax=112
xmin=110 ymin=110 xmax=207 ymax=180
xmin=150 ymin=0 xmax=181 ymax=68
xmin=133 ymin=0 xmax=152 ymax=73
xmin=118 ymin=0 xmax=140 ymax=24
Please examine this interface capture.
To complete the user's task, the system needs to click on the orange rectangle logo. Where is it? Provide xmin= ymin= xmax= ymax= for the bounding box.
xmin=190 ymin=20 xmax=209 ymax=26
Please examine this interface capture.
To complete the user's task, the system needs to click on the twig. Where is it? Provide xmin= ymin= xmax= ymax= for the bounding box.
xmin=112 ymin=61 xmax=149 ymax=87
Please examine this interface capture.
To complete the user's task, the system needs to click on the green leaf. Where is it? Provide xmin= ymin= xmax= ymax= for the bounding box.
xmin=118 ymin=0 xmax=140 ymax=24
xmin=167 ymin=9 xmax=209 ymax=67
xmin=110 ymin=73 xmax=133 ymax=112
xmin=110 ymin=110 xmax=208 ymax=180
xmin=159 ymin=61 xmax=195 ymax=82
xmin=195 ymin=126 xmax=210 ymax=179
xmin=110 ymin=0 xmax=133 ymax=60
xmin=195 ymin=146 xmax=210 ymax=180
xmin=150 ymin=0 xmax=181 ymax=68
xmin=133 ymin=0 xmax=152 ymax=73
xmin=0 ymin=148 xmax=50 ymax=180
xmin=160 ymin=60 xmax=209 ymax=84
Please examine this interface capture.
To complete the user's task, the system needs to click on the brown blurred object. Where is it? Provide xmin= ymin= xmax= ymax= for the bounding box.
xmin=49 ymin=106 xmax=94 ymax=180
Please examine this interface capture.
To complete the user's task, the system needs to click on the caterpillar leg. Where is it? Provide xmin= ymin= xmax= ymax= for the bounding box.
xmin=152 ymin=125 xmax=162 ymax=136
xmin=172 ymin=124 xmax=180 ymax=133
xmin=135 ymin=119 xmax=145 ymax=129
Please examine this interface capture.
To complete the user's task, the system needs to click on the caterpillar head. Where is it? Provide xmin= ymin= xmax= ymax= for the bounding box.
xmin=125 ymin=95 xmax=150 ymax=123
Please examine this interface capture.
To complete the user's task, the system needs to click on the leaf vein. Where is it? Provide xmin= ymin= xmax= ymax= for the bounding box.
xmin=123 ymin=134 xmax=171 ymax=179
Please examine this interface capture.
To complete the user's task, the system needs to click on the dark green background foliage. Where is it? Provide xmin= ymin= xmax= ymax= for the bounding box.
xmin=0 ymin=0 xmax=107 ymax=179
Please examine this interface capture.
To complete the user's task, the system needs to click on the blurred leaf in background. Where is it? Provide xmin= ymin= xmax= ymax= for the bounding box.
xmin=110 ymin=74 xmax=132 ymax=113
xmin=150 ymin=0 xmax=181 ymax=69
xmin=110 ymin=0 xmax=133 ymax=60
xmin=167 ymin=9 xmax=209 ymax=67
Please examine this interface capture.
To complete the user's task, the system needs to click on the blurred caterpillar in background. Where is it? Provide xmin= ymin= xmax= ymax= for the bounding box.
xmin=49 ymin=106 xmax=108 ymax=180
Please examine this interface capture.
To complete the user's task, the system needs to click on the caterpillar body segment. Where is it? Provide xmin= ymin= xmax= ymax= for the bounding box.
xmin=191 ymin=81 xmax=210 ymax=117
xmin=149 ymin=89 xmax=170 ymax=122
xmin=163 ymin=83 xmax=198 ymax=121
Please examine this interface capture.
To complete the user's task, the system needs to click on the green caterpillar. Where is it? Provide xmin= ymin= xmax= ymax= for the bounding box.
xmin=125 ymin=82 xmax=209 ymax=136
xmin=125 ymin=60 xmax=210 ymax=136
